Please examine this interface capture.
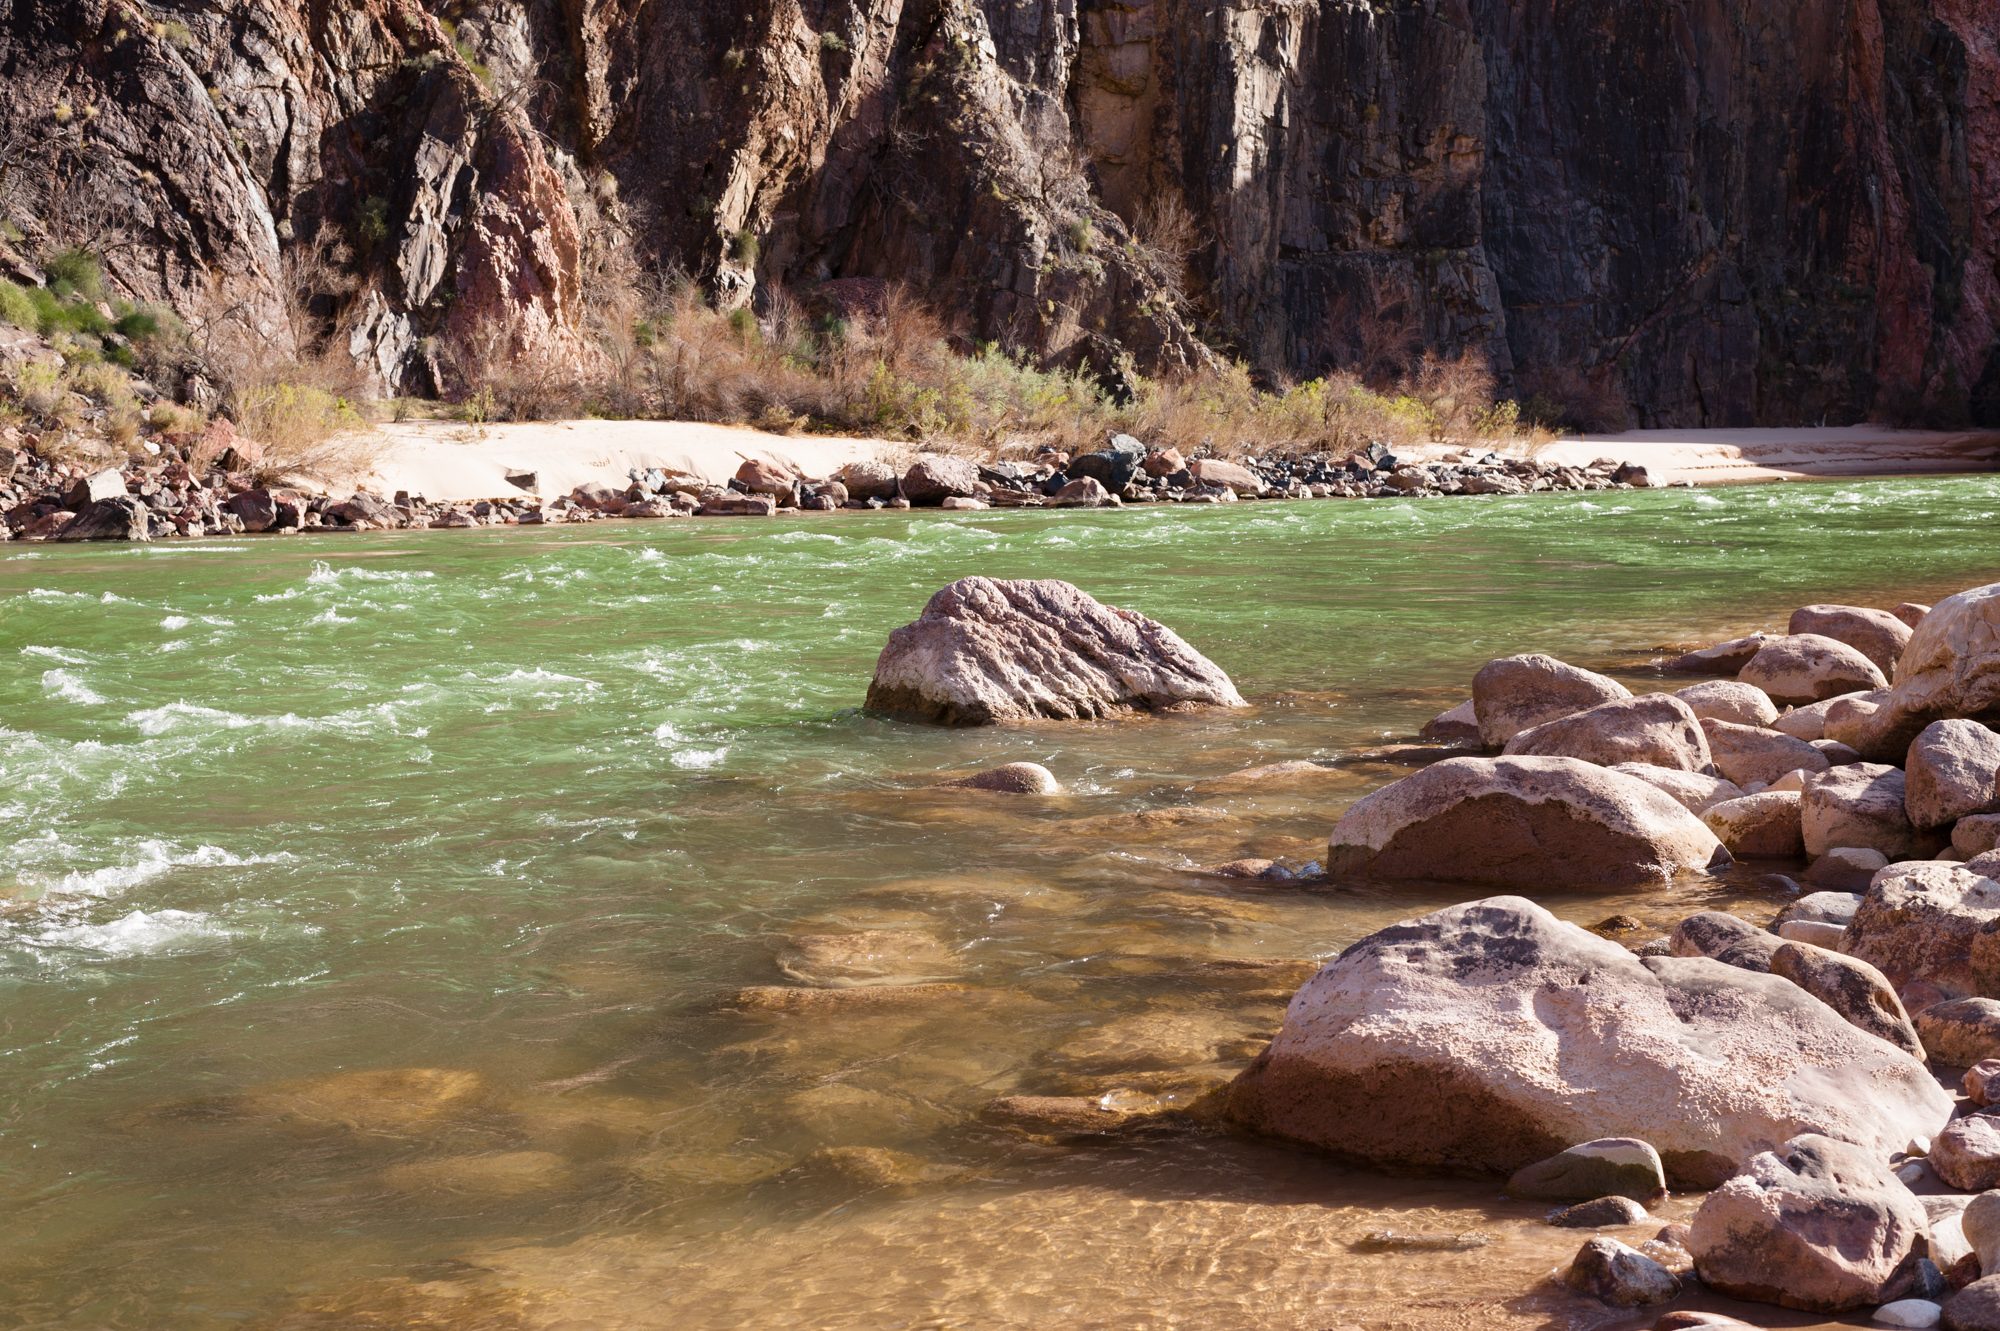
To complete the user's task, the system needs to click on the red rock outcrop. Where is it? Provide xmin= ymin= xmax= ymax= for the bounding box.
xmin=2 ymin=0 xmax=1994 ymax=424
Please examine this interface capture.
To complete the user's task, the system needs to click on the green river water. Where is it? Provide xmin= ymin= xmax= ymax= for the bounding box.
xmin=4 ymin=478 xmax=1999 ymax=1329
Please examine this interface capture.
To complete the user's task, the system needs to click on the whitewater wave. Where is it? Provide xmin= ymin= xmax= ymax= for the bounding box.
xmin=28 ymin=908 xmax=233 ymax=958
xmin=42 ymin=669 xmax=106 ymax=706
xmin=12 ymin=839 xmax=292 ymax=901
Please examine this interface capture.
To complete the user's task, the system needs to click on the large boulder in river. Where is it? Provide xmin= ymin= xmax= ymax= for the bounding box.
xmin=833 ymin=459 xmax=901 ymax=501
xmin=865 ymin=578 xmax=1244 ymax=725
xmin=1789 ymin=605 xmax=1915 ymax=677
xmin=1324 ymin=756 xmax=1731 ymax=889
xmin=1226 ymin=898 xmax=1951 ymax=1187
xmin=1905 ymin=719 xmax=2000 ymax=830
xmin=1846 ymin=862 xmax=2000 ymax=1008
xmin=1666 ymin=633 xmax=1769 ymax=676
xmin=1687 ymin=1134 xmax=1930 ymax=1312
xmin=1740 ymin=634 xmax=1889 ymax=707
xmin=1501 ymin=694 xmax=1711 ymax=772
xmin=1471 ymin=654 xmax=1631 ymax=748
xmin=900 ymin=455 xmax=983 ymax=505
xmin=1843 ymin=584 xmax=2000 ymax=761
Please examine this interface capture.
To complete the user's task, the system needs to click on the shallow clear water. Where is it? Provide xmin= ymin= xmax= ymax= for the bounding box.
xmin=3 ymin=478 xmax=1997 ymax=1329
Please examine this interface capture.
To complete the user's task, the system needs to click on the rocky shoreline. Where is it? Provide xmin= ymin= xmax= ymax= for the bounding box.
xmin=859 ymin=574 xmax=2000 ymax=1327
xmin=0 ymin=431 xmax=1662 ymax=543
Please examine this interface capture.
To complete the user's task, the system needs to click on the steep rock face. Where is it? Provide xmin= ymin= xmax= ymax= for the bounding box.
xmin=0 ymin=0 xmax=587 ymax=394
xmin=3 ymin=0 xmax=1995 ymax=425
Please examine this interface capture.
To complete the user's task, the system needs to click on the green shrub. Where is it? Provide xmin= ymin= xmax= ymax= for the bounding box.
xmin=43 ymin=249 xmax=104 ymax=301
xmin=730 ymin=228 xmax=760 ymax=266
xmin=0 ymin=279 xmax=38 ymax=329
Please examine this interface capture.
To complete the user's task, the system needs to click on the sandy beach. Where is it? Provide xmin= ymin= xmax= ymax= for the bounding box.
xmin=346 ymin=420 xmax=902 ymax=504
xmin=346 ymin=420 xmax=2000 ymax=503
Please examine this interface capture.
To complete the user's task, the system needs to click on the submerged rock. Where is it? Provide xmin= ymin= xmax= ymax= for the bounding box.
xmin=1550 ymin=1196 xmax=1652 ymax=1228
xmin=1471 ymin=653 xmax=1631 ymax=747
xmin=1688 ymin=1134 xmax=1930 ymax=1312
xmin=1325 ymin=756 xmax=1731 ymax=889
xmin=865 ymin=577 xmax=1243 ymax=725
xmin=939 ymin=762 xmax=1060 ymax=794
xmin=1226 ymin=898 xmax=1950 ymax=1186
xmin=774 ymin=930 xmax=962 ymax=988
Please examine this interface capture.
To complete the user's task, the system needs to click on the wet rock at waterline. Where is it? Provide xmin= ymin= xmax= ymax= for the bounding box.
xmin=1225 ymin=898 xmax=1951 ymax=1186
xmin=1688 ymin=1134 xmax=1930 ymax=1312
xmin=1418 ymin=699 xmax=1480 ymax=745
xmin=1548 ymin=1195 xmax=1651 ymax=1228
xmin=865 ymin=578 xmax=1244 ymax=725
xmin=1665 ymin=633 xmax=1769 ymax=676
xmin=1502 ymin=693 xmax=1713 ymax=772
xmin=1701 ymin=791 xmax=1806 ymax=859
xmin=1325 ymin=756 xmax=1731 ymax=889
xmin=1563 ymin=1236 xmax=1682 ymax=1306
xmin=1507 ymin=1137 xmax=1666 ymax=1202
xmin=1470 ymin=653 xmax=1631 ymax=747
xmin=938 ymin=762 xmax=1061 ymax=795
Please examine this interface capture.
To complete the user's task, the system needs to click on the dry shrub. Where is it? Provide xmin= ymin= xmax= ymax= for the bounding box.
xmin=1326 ymin=269 xmax=1421 ymax=386
xmin=1519 ymin=364 xmax=1631 ymax=434
xmin=1132 ymin=192 xmax=1201 ymax=300
xmin=196 ymin=232 xmax=381 ymax=480
xmin=443 ymin=315 xmax=586 ymax=422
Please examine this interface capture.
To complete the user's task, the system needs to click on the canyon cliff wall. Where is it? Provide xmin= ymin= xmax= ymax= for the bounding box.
xmin=1 ymin=0 xmax=1994 ymax=426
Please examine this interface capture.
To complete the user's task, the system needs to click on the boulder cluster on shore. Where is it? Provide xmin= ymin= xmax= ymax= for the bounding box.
xmin=0 ymin=431 xmax=1661 ymax=543
xmin=863 ymin=574 xmax=2000 ymax=1326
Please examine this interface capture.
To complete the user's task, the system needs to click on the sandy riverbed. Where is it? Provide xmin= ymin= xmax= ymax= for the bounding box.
xmin=342 ymin=419 xmax=2000 ymax=503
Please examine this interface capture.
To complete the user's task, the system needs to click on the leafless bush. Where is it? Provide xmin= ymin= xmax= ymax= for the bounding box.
xmin=1519 ymin=364 xmax=1632 ymax=434
xmin=1132 ymin=192 xmax=1201 ymax=300
xmin=1325 ymin=269 xmax=1421 ymax=386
